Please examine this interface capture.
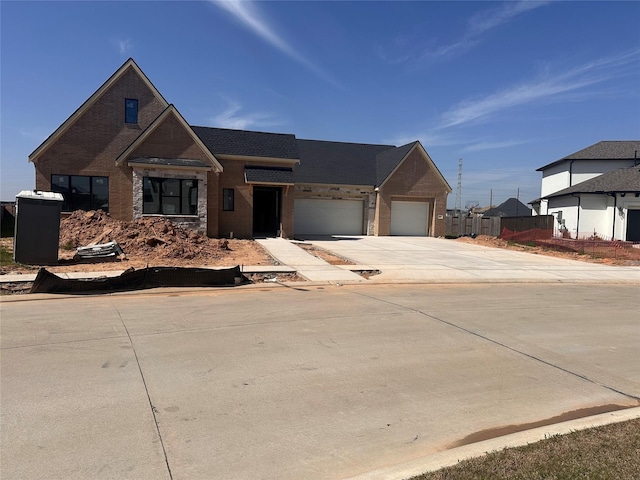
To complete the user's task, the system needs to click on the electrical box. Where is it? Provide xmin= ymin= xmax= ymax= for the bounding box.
xmin=13 ymin=191 xmax=64 ymax=265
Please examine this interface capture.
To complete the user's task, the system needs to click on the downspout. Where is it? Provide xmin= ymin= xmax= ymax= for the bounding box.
xmin=610 ymin=193 xmax=617 ymax=240
xmin=569 ymin=160 xmax=575 ymax=187
xmin=571 ymin=193 xmax=581 ymax=239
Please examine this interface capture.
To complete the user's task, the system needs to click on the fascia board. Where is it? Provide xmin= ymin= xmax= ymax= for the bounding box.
xmin=216 ymin=154 xmax=300 ymax=165
xmin=129 ymin=162 xmax=212 ymax=173
xmin=29 ymin=58 xmax=169 ymax=163
xmin=295 ymin=182 xmax=374 ymax=190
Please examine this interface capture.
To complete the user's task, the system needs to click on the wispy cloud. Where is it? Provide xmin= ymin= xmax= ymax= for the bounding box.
xmin=423 ymin=1 xmax=549 ymax=61
xmin=438 ymin=49 xmax=640 ymax=129
xmin=209 ymin=0 xmax=340 ymax=88
xmin=462 ymin=139 xmax=531 ymax=152
xmin=110 ymin=37 xmax=133 ymax=55
xmin=210 ymin=99 xmax=282 ymax=130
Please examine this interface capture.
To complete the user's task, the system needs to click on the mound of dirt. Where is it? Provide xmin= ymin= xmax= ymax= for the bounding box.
xmin=47 ymin=210 xmax=274 ymax=272
xmin=60 ymin=210 xmax=212 ymax=260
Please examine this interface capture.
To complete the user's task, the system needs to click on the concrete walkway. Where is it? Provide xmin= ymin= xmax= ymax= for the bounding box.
xmin=255 ymin=237 xmax=365 ymax=282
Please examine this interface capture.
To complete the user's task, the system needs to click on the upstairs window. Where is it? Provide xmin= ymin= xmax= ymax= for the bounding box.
xmin=125 ymin=98 xmax=138 ymax=124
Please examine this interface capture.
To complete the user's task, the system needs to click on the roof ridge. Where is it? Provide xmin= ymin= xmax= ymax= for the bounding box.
xmin=297 ymin=138 xmax=395 ymax=148
xmin=191 ymin=125 xmax=296 ymax=137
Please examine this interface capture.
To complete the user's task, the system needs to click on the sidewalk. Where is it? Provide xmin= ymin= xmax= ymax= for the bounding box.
xmin=255 ymin=237 xmax=365 ymax=282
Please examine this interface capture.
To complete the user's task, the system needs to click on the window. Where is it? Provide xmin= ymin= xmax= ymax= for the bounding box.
xmin=125 ymin=98 xmax=138 ymax=124
xmin=143 ymin=177 xmax=198 ymax=215
xmin=51 ymin=175 xmax=109 ymax=212
xmin=223 ymin=188 xmax=234 ymax=211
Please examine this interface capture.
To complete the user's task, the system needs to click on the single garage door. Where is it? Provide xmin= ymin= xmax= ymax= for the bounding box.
xmin=391 ymin=200 xmax=429 ymax=236
xmin=294 ymin=198 xmax=364 ymax=235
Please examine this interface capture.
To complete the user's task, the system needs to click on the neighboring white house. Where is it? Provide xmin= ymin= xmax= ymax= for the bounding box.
xmin=531 ymin=141 xmax=640 ymax=241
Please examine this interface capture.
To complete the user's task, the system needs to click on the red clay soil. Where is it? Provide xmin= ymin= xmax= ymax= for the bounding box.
xmin=2 ymin=210 xmax=275 ymax=274
xmin=455 ymin=235 xmax=640 ymax=266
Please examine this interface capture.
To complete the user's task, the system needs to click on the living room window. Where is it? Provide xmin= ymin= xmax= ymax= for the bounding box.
xmin=125 ymin=98 xmax=138 ymax=124
xmin=51 ymin=175 xmax=109 ymax=213
xmin=143 ymin=177 xmax=198 ymax=215
xmin=223 ymin=188 xmax=234 ymax=211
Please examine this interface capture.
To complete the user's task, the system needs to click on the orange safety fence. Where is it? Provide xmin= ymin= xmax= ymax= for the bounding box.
xmin=500 ymin=228 xmax=640 ymax=261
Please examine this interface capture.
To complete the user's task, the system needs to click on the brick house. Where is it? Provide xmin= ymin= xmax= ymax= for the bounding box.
xmin=29 ymin=58 xmax=451 ymax=238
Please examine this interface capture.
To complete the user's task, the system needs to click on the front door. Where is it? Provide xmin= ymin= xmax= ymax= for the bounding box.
xmin=626 ymin=209 xmax=640 ymax=241
xmin=253 ymin=186 xmax=281 ymax=237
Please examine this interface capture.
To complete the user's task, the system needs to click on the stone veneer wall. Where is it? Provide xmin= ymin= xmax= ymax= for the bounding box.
xmin=132 ymin=168 xmax=208 ymax=233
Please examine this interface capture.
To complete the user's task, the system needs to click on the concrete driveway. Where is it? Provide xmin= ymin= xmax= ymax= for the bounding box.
xmin=297 ymin=236 xmax=640 ymax=283
xmin=2 ymin=283 xmax=638 ymax=479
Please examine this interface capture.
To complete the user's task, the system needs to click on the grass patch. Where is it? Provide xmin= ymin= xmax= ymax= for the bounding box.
xmin=412 ymin=418 xmax=640 ymax=480
xmin=1 ymin=245 xmax=16 ymax=267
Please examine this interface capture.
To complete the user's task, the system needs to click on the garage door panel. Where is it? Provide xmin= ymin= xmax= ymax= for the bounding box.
xmin=391 ymin=201 xmax=429 ymax=236
xmin=294 ymin=199 xmax=363 ymax=235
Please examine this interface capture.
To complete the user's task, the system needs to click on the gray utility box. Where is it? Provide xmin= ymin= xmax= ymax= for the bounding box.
xmin=14 ymin=191 xmax=64 ymax=265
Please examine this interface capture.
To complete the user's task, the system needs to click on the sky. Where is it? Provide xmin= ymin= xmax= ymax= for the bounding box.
xmin=1 ymin=1 xmax=639 ymax=208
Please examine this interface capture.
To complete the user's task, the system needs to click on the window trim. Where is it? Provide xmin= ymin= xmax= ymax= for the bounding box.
xmin=51 ymin=174 xmax=109 ymax=213
xmin=125 ymin=98 xmax=138 ymax=124
xmin=142 ymin=176 xmax=198 ymax=216
xmin=223 ymin=188 xmax=234 ymax=212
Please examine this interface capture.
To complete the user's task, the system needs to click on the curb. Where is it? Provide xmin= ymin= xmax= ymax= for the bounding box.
xmin=343 ymin=406 xmax=640 ymax=480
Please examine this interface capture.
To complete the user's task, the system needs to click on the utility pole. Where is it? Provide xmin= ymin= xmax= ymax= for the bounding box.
xmin=455 ymin=158 xmax=462 ymax=216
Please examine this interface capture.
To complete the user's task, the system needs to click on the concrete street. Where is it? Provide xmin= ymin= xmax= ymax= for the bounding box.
xmin=2 ymin=283 xmax=638 ymax=479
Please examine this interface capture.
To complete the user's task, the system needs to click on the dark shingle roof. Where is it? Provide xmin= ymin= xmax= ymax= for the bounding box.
xmin=545 ymin=165 xmax=640 ymax=198
xmin=244 ymin=166 xmax=294 ymax=185
xmin=537 ymin=141 xmax=640 ymax=171
xmin=483 ymin=198 xmax=531 ymax=217
xmin=192 ymin=126 xmax=423 ymax=187
xmin=294 ymin=139 xmax=396 ymax=185
xmin=192 ymin=126 xmax=299 ymax=159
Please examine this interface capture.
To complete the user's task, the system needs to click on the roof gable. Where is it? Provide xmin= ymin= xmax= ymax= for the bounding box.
xmin=29 ymin=58 xmax=169 ymax=163
xmin=537 ymin=141 xmax=640 ymax=171
xmin=115 ymin=105 xmax=222 ymax=172
xmin=377 ymin=141 xmax=452 ymax=192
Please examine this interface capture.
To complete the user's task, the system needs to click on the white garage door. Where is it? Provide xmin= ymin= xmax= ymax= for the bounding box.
xmin=391 ymin=200 xmax=429 ymax=236
xmin=294 ymin=199 xmax=364 ymax=235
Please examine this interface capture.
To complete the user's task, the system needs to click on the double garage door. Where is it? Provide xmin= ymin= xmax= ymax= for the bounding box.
xmin=294 ymin=199 xmax=364 ymax=235
xmin=294 ymin=198 xmax=430 ymax=236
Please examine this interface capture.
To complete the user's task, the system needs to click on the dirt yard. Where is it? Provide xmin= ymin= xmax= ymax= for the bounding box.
xmin=455 ymin=235 xmax=640 ymax=265
xmin=1 ymin=210 xmax=275 ymax=275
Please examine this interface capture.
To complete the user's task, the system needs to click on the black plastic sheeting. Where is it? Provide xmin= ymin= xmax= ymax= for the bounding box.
xmin=30 ymin=266 xmax=247 ymax=294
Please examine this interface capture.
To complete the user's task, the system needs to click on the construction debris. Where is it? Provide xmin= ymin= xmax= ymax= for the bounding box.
xmin=75 ymin=241 xmax=124 ymax=259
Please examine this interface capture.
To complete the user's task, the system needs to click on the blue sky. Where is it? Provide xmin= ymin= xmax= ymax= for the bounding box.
xmin=1 ymin=1 xmax=639 ymax=207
